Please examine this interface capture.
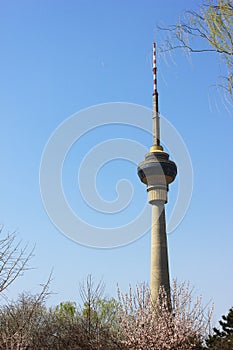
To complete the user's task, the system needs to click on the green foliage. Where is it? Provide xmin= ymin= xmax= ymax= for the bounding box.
xmin=206 ymin=307 xmax=233 ymax=349
xmin=205 ymin=1 xmax=233 ymax=55
xmin=55 ymin=301 xmax=77 ymax=319
xmin=82 ymin=297 xmax=119 ymax=330
xmin=214 ymin=306 xmax=233 ymax=337
xmin=159 ymin=0 xmax=233 ymax=100
xmin=79 ymin=274 xmax=120 ymax=339
xmin=204 ymin=1 xmax=233 ymax=97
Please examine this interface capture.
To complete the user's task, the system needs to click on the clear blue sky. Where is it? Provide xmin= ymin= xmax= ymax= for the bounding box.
xmin=0 ymin=0 xmax=232 ymax=325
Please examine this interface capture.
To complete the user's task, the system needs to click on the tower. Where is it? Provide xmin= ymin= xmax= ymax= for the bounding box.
xmin=137 ymin=43 xmax=177 ymax=302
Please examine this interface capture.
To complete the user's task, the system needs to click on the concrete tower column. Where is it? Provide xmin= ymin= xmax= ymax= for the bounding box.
xmin=151 ymin=201 xmax=170 ymax=301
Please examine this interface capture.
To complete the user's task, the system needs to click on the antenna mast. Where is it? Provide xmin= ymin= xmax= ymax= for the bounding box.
xmin=152 ymin=42 xmax=160 ymax=146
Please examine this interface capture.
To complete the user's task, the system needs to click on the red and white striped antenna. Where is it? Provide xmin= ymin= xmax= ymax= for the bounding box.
xmin=153 ymin=42 xmax=157 ymax=95
xmin=152 ymin=42 xmax=160 ymax=146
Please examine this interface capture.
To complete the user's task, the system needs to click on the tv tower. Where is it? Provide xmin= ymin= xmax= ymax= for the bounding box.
xmin=137 ymin=43 xmax=177 ymax=302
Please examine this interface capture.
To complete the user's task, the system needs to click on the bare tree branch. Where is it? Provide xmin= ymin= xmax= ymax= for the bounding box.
xmin=158 ymin=0 xmax=233 ymax=102
xmin=0 ymin=227 xmax=34 ymax=294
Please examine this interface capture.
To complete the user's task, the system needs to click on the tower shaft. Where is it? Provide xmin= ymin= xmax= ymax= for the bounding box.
xmin=151 ymin=202 xmax=170 ymax=301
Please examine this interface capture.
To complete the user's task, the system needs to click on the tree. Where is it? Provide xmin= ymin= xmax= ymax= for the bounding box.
xmin=55 ymin=301 xmax=77 ymax=319
xmin=79 ymin=275 xmax=123 ymax=349
xmin=117 ymin=281 xmax=213 ymax=350
xmin=0 ymin=227 xmax=33 ymax=295
xmin=206 ymin=307 xmax=233 ymax=349
xmin=0 ymin=278 xmax=51 ymax=349
xmin=158 ymin=0 xmax=233 ymax=101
